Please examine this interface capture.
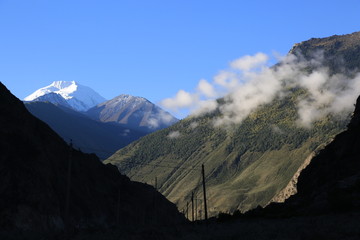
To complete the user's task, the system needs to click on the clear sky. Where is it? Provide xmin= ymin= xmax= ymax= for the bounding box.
xmin=1 ymin=0 xmax=359 ymax=118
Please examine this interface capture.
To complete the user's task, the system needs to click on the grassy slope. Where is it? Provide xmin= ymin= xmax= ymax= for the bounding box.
xmin=106 ymin=88 xmax=349 ymax=216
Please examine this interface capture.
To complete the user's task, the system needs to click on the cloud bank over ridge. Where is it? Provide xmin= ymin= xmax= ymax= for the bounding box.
xmin=161 ymin=52 xmax=360 ymax=127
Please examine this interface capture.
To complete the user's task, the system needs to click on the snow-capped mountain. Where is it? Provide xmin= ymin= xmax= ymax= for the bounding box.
xmin=85 ymin=94 xmax=178 ymax=131
xmin=24 ymin=81 xmax=106 ymax=111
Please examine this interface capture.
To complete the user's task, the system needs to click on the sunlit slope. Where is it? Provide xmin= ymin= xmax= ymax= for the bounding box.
xmin=106 ymin=89 xmax=349 ymax=215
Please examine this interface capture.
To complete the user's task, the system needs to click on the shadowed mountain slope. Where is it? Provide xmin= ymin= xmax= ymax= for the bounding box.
xmin=257 ymin=95 xmax=360 ymax=217
xmin=0 ymin=82 xmax=184 ymax=234
xmin=25 ymin=101 xmax=146 ymax=159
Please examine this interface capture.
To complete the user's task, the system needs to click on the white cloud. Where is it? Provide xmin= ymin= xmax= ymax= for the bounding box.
xmin=214 ymin=71 xmax=238 ymax=89
xmin=197 ymin=79 xmax=217 ymax=98
xmin=161 ymin=90 xmax=197 ymax=110
xmin=147 ymin=110 xmax=177 ymax=129
xmin=214 ymin=65 xmax=282 ymax=126
xmin=271 ymin=125 xmax=284 ymax=134
xmin=190 ymin=121 xmax=199 ymax=129
xmin=167 ymin=131 xmax=181 ymax=139
xmin=192 ymin=99 xmax=218 ymax=116
xmin=230 ymin=52 xmax=269 ymax=71
xmin=161 ymin=52 xmax=360 ymax=128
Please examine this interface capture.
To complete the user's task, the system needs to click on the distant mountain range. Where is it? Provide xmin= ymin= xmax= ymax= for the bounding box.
xmin=24 ymin=81 xmax=178 ymax=159
xmin=105 ymin=31 xmax=360 ymax=216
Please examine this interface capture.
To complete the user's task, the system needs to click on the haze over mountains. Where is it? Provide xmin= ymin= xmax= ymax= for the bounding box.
xmin=106 ymin=31 xmax=360 ymax=216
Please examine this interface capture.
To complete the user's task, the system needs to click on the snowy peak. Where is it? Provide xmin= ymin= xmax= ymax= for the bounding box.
xmin=51 ymin=80 xmax=76 ymax=89
xmin=24 ymin=81 xmax=106 ymax=111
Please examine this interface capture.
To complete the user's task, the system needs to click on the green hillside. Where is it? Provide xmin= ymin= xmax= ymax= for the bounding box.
xmin=105 ymin=32 xmax=360 ymax=217
xmin=106 ymin=88 xmax=349 ymax=216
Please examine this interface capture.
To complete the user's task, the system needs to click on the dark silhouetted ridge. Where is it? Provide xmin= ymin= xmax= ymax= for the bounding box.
xmin=0 ymin=82 xmax=184 ymax=234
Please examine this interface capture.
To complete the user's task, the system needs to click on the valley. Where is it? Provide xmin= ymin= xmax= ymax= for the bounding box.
xmin=2 ymin=31 xmax=360 ymax=239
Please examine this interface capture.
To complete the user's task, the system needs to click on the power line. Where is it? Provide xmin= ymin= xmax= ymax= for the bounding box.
xmin=74 ymin=145 xmax=203 ymax=171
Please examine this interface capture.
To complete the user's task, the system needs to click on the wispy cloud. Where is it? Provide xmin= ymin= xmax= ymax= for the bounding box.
xmin=167 ymin=131 xmax=181 ymax=139
xmin=161 ymin=90 xmax=198 ymax=110
xmin=161 ymin=52 xmax=360 ymax=128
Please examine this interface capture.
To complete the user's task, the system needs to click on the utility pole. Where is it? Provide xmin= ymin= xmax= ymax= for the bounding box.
xmin=186 ymin=201 xmax=189 ymax=220
xmin=155 ymin=177 xmax=157 ymax=190
xmin=195 ymin=197 xmax=198 ymax=221
xmin=202 ymin=164 xmax=208 ymax=221
xmin=191 ymin=192 xmax=194 ymax=222
xmin=65 ymin=140 xmax=73 ymax=236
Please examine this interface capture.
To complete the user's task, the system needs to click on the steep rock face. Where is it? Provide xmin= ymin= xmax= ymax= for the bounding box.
xmin=86 ymin=94 xmax=178 ymax=132
xmin=0 ymin=82 xmax=184 ymax=233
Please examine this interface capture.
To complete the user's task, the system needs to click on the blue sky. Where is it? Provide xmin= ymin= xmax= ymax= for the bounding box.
xmin=1 ymin=0 xmax=359 ymax=118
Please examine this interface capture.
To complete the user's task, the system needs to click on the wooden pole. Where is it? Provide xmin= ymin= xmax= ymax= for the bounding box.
xmin=191 ymin=192 xmax=194 ymax=222
xmin=202 ymin=164 xmax=208 ymax=221
xmin=155 ymin=177 xmax=157 ymax=190
xmin=195 ymin=197 xmax=198 ymax=221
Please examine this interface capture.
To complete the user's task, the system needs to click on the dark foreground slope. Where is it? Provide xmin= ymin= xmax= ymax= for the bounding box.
xmin=0 ymin=82 xmax=184 ymax=237
xmin=259 ymin=95 xmax=360 ymax=217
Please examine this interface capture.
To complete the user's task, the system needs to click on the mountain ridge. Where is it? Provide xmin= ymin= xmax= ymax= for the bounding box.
xmin=106 ymin=31 xmax=360 ymax=216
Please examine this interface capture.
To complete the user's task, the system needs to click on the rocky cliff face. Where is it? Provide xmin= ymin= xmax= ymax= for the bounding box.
xmin=0 ymin=82 xmax=184 ymax=233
